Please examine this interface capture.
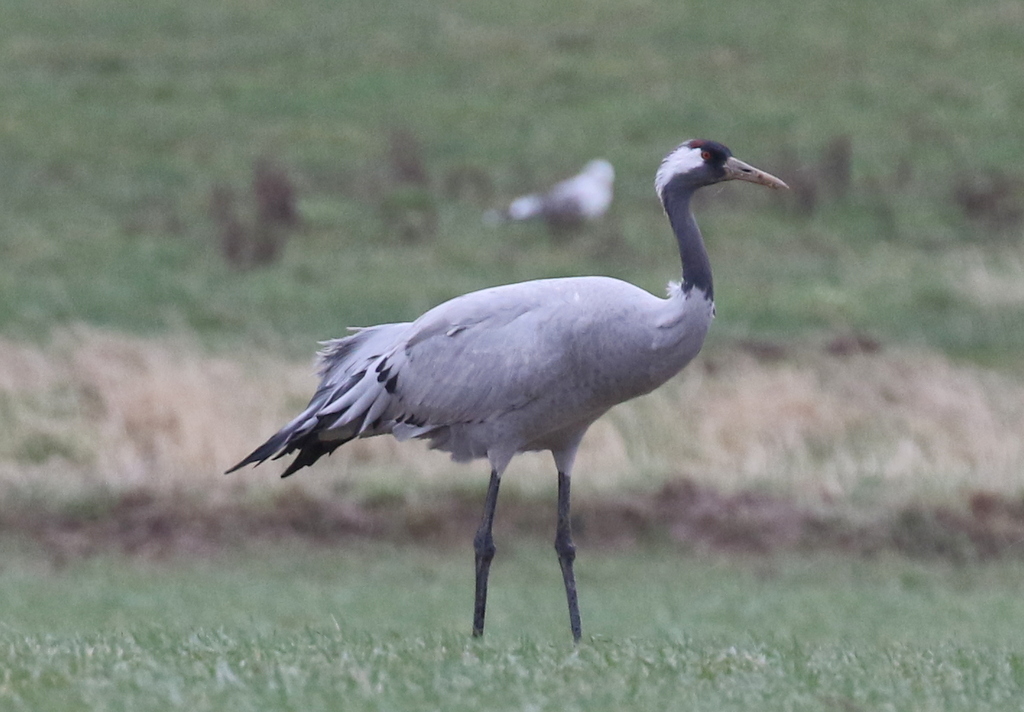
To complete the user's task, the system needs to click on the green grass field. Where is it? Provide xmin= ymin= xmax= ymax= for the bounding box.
xmin=1 ymin=0 xmax=1024 ymax=708
xmin=4 ymin=543 xmax=1024 ymax=711
xmin=0 ymin=0 xmax=1022 ymax=358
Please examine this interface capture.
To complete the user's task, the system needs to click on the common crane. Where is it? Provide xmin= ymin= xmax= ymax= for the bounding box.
xmin=484 ymin=158 xmax=615 ymax=231
xmin=227 ymin=139 xmax=788 ymax=642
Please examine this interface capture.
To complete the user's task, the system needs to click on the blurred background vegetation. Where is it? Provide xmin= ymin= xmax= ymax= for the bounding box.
xmin=0 ymin=0 xmax=1021 ymax=507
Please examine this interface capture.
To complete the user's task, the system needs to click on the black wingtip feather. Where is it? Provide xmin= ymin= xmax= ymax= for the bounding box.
xmin=227 ymin=361 xmax=367 ymax=477
xmin=279 ymin=438 xmax=347 ymax=478
xmin=224 ymin=429 xmax=294 ymax=474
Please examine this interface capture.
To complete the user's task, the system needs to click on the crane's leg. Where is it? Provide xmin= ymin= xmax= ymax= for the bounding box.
xmin=555 ymin=470 xmax=582 ymax=642
xmin=472 ymin=468 xmax=501 ymax=637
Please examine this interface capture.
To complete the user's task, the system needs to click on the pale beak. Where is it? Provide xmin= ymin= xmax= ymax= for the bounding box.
xmin=724 ymin=156 xmax=789 ymax=190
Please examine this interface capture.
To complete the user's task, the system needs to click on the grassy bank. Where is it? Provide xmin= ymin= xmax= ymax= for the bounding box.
xmin=0 ymin=0 xmax=1021 ymax=360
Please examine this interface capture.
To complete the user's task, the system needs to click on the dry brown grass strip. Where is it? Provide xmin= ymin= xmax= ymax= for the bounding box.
xmin=0 ymin=327 xmax=1021 ymax=508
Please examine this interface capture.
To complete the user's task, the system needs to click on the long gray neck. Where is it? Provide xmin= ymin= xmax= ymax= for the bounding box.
xmin=662 ymin=188 xmax=713 ymax=301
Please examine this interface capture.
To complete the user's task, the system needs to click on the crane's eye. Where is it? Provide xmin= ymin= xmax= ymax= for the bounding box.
xmin=700 ymin=150 xmax=712 ymax=161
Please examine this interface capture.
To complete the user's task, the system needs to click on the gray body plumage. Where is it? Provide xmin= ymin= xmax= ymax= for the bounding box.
xmin=232 ymin=275 xmax=712 ymax=478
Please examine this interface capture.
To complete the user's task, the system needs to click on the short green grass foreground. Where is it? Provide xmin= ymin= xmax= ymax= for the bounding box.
xmin=8 ymin=631 xmax=1024 ymax=712
xmin=4 ymin=543 xmax=1024 ymax=711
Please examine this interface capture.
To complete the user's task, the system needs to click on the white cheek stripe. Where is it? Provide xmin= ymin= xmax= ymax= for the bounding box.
xmin=655 ymin=144 xmax=704 ymax=197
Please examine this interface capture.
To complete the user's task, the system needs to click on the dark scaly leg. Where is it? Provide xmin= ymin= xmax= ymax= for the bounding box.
xmin=472 ymin=468 xmax=501 ymax=637
xmin=555 ymin=470 xmax=582 ymax=642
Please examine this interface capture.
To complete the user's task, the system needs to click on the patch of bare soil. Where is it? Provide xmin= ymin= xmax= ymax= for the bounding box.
xmin=5 ymin=479 xmax=1024 ymax=563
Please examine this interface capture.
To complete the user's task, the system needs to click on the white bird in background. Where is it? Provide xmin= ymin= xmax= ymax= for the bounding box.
xmin=485 ymin=159 xmax=616 ymax=231
xmin=228 ymin=139 xmax=788 ymax=642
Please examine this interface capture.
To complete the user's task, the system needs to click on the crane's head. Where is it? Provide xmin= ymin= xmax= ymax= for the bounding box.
xmin=655 ymin=139 xmax=788 ymax=203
